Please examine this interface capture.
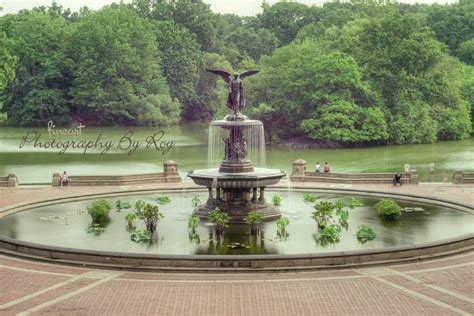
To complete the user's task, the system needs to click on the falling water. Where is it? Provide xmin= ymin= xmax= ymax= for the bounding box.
xmin=207 ymin=120 xmax=266 ymax=169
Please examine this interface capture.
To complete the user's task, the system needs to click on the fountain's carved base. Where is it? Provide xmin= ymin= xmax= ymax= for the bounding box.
xmin=193 ymin=190 xmax=281 ymax=223
xmin=188 ymin=168 xmax=286 ymax=223
xmin=219 ymin=160 xmax=254 ymax=173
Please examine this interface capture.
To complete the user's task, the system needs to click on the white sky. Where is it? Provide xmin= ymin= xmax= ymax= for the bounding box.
xmin=0 ymin=0 xmax=459 ymax=17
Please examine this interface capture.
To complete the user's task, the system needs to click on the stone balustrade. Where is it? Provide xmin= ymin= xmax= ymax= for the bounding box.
xmin=290 ymin=160 xmax=418 ymax=184
xmin=52 ymin=160 xmax=181 ymax=187
xmin=0 ymin=174 xmax=19 ymax=187
xmin=452 ymin=170 xmax=474 ymax=184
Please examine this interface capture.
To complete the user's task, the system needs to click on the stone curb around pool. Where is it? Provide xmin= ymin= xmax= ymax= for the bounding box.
xmin=0 ymin=187 xmax=472 ymax=272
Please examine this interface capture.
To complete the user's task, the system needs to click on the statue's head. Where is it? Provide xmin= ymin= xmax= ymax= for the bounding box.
xmin=233 ymin=72 xmax=239 ymax=78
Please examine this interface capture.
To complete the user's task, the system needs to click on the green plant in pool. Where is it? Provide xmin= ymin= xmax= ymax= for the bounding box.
xmin=276 ymin=216 xmax=290 ymax=239
xmin=115 ymin=200 xmax=131 ymax=211
xmin=346 ymin=197 xmax=364 ymax=209
xmin=155 ymin=195 xmax=171 ymax=204
xmin=311 ymin=201 xmax=336 ymax=228
xmin=208 ymin=207 xmax=230 ymax=236
xmin=319 ymin=224 xmax=342 ymax=243
xmin=135 ymin=200 xmax=164 ymax=233
xmin=188 ymin=215 xmax=201 ymax=232
xmin=356 ymin=225 xmax=376 ymax=243
xmin=339 ymin=209 xmax=349 ymax=224
xmin=303 ymin=192 xmax=319 ymax=203
xmin=87 ymin=199 xmax=112 ymax=223
xmin=244 ymin=211 xmax=264 ymax=235
xmin=375 ymin=199 xmax=402 ymax=221
xmin=272 ymin=195 xmax=282 ymax=206
xmin=130 ymin=229 xmax=151 ymax=243
xmin=191 ymin=196 xmax=202 ymax=207
xmin=125 ymin=212 xmax=137 ymax=230
xmin=86 ymin=223 xmax=106 ymax=235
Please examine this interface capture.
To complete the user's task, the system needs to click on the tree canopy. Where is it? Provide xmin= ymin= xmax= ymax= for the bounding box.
xmin=0 ymin=0 xmax=472 ymax=145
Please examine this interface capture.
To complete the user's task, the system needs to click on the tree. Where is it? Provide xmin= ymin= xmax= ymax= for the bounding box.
xmin=225 ymin=26 xmax=278 ymax=62
xmin=458 ymin=39 xmax=474 ymax=65
xmin=144 ymin=0 xmax=218 ymax=52
xmin=0 ymin=12 xmax=71 ymax=126
xmin=249 ymin=41 xmax=387 ymax=144
xmin=154 ymin=20 xmax=202 ymax=114
xmin=258 ymin=1 xmax=316 ymax=46
xmin=0 ymin=32 xmax=16 ymax=92
xmin=69 ymin=5 xmax=168 ymax=125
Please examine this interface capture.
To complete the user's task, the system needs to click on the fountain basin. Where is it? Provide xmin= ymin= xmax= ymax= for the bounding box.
xmin=0 ymin=188 xmax=472 ymax=271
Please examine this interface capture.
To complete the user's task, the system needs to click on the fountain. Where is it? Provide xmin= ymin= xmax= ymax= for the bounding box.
xmin=188 ymin=69 xmax=286 ymax=222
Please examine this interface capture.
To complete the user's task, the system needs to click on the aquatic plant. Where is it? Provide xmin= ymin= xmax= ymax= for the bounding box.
xmin=208 ymin=207 xmax=230 ymax=236
xmin=303 ymin=192 xmax=319 ymax=203
xmin=135 ymin=200 xmax=164 ymax=233
xmin=191 ymin=196 xmax=202 ymax=207
xmin=116 ymin=200 xmax=131 ymax=211
xmin=272 ymin=195 xmax=282 ymax=206
xmin=244 ymin=211 xmax=264 ymax=235
xmin=87 ymin=199 xmax=111 ymax=223
xmin=376 ymin=199 xmax=402 ymax=221
xmin=356 ymin=225 xmax=376 ymax=242
xmin=155 ymin=195 xmax=171 ymax=204
xmin=187 ymin=215 xmax=201 ymax=232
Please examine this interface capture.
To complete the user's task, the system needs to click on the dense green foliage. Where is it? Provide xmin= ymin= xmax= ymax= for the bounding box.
xmin=375 ymin=199 xmax=402 ymax=221
xmin=244 ymin=210 xmax=264 ymax=235
xmin=134 ymin=200 xmax=164 ymax=233
xmin=0 ymin=0 xmax=472 ymax=145
xmin=87 ymin=199 xmax=112 ymax=223
xmin=356 ymin=224 xmax=376 ymax=242
xmin=208 ymin=207 xmax=230 ymax=236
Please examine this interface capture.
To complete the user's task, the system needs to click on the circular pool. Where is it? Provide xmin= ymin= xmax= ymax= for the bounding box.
xmin=0 ymin=188 xmax=472 ymax=271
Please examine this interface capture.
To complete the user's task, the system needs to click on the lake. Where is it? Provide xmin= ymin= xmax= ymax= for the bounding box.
xmin=0 ymin=122 xmax=473 ymax=183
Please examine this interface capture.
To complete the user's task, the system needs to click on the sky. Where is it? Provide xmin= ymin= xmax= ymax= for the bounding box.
xmin=0 ymin=0 xmax=459 ymax=16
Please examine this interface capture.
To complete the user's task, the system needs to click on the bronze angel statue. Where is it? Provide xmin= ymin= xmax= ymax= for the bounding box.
xmin=206 ymin=69 xmax=259 ymax=115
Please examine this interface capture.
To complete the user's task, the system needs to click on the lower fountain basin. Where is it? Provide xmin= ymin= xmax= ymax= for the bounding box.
xmin=0 ymin=189 xmax=471 ymax=271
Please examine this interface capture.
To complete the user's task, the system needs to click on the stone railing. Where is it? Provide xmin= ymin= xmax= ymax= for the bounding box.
xmin=453 ymin=170 xmax=474 ymax=184
xmin=52 ymin=161 xmax=181 ymax=187
xmin=0 ymin=174 xmax=19 ymax=187
xmin=290 ymin=160 xmax=418 ymax=184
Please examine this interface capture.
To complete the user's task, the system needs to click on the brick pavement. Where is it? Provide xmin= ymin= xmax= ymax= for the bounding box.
xmin=0 ymin=253 xmax=471 ymax=315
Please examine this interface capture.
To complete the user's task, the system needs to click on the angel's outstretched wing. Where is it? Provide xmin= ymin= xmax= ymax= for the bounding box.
xmin=206 ymin=69 xmax=231 ymax=84
xmin=239 ymin=70 xmax=260 ymax=80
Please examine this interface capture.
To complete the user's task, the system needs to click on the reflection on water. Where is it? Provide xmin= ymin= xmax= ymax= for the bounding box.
xmin=0 ymin=125 xmax=473 ymax=182
xmin=0 ymin=192 xmax=471 ymax=256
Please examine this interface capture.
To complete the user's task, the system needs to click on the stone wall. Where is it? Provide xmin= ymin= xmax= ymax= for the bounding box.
xmin=52 ymin=161 xmax=181 ymax=187
xmin=453 ymin=170 xmax=474 ymax=184
xmin=290 ymin=160 xmax=418 ymax=184
xmin=0 ymin=174 xmax=19 ymax=187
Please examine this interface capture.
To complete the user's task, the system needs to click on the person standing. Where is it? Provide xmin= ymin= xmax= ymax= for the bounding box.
xmin=315 ymin=162 xmax=321 ymax=173
xmin=323 ymin=162 xmax=330 ymax=173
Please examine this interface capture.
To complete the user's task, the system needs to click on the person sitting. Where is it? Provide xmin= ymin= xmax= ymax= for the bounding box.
xmin=315 ymin=162 xmax=321 ymax=173
xmin=323 ymin=162 xmax=330 ymax=173
xmin=60 ymin=171 xmax=69 ymax=187
xmin=393 ymin=173 xmax=402 ymax=186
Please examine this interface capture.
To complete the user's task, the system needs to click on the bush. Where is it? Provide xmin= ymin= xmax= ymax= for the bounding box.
xmin=87 ymin=199 xmax=112 ymax=223
xmin=244 ymin=211 xmax=264 ymax=235
xmin=155 ymin=195 xmax=171 ymax=204
xmin=276 ymin=216 xmax=290 ymax=239
xmin=375 ymin=199 xmax=402 ymax=221
xmin=303 ymin=192 xmax=319 ymax=203
xmin=272 ymin=195 xmax=282 ymax=206
xmin=319 ymin=224 xmax=342 ymax=243
xmin=188 ymin=215 xmax=201 ymax=232
xmin=135 ymin=200 xmax=164 ymax=233
xmin=208 ymin=207 xmax=230 ymax=236
xmin=191 ymin=196 xmax=202 ymax=207
xmin=356 ymin=225 xmax=376 ymax=242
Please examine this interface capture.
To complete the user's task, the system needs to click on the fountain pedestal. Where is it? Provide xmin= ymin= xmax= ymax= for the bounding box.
xmin=188 ymin=119 xmax=286 ymax=223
